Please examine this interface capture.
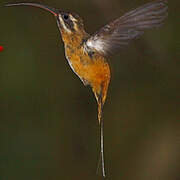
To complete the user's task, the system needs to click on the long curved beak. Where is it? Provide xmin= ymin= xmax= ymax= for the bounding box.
xmin=5 ymin=2 xmax=59 ymax=16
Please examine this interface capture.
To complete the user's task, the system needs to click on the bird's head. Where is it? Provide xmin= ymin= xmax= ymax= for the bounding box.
xmin=6 ymin=3 xmax=88 ymax=44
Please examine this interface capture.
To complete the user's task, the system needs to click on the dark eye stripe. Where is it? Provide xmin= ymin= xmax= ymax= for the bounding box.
xmin=64 ymin=16 xmax=75 ymax=31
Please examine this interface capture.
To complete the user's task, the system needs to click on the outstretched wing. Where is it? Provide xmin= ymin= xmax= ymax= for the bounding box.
xmin=86 ymin=0 xmax=168 ymax=56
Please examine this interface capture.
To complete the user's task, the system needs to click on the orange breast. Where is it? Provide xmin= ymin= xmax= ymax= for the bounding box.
xmin=65 ymin=45 xmax=110 ymax=104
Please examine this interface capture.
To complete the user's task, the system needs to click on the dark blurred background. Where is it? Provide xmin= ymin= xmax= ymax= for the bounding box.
xmin=0 ymin=0 xmax=179 ymax=179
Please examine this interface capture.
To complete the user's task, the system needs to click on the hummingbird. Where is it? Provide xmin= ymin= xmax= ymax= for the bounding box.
xmin=6 ymin=0 xmax=168 ymax=177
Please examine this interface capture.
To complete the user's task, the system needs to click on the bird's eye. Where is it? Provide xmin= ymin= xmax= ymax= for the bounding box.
xmin=63 ymin=14 xmax=69 ymax=20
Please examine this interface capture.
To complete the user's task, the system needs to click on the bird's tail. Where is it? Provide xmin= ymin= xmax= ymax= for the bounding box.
xmin=96 ymin=96 xmax=106 ymax=177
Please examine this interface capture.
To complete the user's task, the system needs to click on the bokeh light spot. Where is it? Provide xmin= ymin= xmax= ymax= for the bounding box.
xmin=0 ymin=46 xmax=4 ymax=52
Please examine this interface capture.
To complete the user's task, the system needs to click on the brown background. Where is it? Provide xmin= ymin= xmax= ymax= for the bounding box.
xmin=0 ymin=0 xmax=179 ymax=179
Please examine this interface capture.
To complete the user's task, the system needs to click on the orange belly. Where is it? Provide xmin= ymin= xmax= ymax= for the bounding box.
xmin=65 ymin=46 xmax=110 ymax=104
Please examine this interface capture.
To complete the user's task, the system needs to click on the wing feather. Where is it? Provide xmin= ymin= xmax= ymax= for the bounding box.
xmin=86 ymin=0 xmax=168 ymax=56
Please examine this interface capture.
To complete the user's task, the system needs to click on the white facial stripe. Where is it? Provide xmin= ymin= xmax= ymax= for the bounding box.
xmin=58 ymin=15 xmax=71 ymax=33
xmin=69 ymin=15 xmax=78 ymax=31
xmin=69 ymin=14 xmax=77 ymax=22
